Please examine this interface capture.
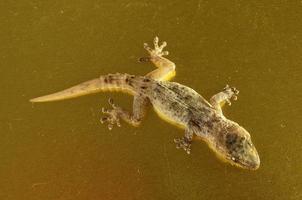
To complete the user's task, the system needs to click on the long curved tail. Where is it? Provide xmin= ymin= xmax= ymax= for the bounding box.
xmin=30 ymin=73 xmax=137 ymax=102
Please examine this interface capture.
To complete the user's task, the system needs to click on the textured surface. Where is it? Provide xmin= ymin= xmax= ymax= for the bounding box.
xmin=1 ymin=0 xmax=302 ymax=199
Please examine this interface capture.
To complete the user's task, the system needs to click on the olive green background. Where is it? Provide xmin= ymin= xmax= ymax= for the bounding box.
xmin=1 ymin=0 xmax=302 ymax=199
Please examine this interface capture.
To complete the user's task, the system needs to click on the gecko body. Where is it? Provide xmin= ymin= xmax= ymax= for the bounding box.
xmin=31 ymin=37 xmax=260 ymax=170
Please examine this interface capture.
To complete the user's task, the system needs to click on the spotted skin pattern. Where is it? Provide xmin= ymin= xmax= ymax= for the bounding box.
xmin=30 ymin=37 xmax=260 ymax=170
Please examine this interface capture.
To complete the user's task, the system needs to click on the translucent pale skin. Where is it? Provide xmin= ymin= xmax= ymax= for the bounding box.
xmin=30 ymin=37 xmax=260 ymax=170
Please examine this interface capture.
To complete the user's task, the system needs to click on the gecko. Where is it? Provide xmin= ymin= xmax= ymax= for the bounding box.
xmin=30 ymin=37 xmax=260 ymax=170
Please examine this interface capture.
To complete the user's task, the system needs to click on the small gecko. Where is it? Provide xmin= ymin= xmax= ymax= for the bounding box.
xmin=30 ymin=37 xmax=260 ymax=170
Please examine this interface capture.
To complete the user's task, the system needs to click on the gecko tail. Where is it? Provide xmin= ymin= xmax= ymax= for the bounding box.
xmin=30 ymin=73 xmax=135 ymax=103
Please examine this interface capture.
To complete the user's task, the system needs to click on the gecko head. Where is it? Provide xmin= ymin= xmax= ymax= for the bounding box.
xmin=215 ymin=124 xmax=260 ymax=170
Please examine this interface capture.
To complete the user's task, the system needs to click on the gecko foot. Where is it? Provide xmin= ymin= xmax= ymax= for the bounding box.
xmin=100 ymin=98 xmax=121 ymax=130
xmin=174 ymin=137 xmax=192 ymax=154
xmin=143 ymin=36 xmax=169 ymax=58
xmin=223 ymin=85 xmax=239 ymax=106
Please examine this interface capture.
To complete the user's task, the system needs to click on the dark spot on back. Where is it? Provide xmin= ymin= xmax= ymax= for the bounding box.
xmin=154 ymin=87 xmax=161 ymax=93
xmin=156 ymin=82 xmax=164 ymax=88
xmin=170 ymin=102 xmax=179 ymax=109
xmin=205 ymin=120 xmax=214 ymax=129
xmin=141 ymin=86 xmax=147 ymax=90
xmin=189 ymin=119 xmax=201 ymax=129
xmin=185 ymin=95 xmax=192 ymax=100
xmin=143 ymin=78 xmax=150 ymax=82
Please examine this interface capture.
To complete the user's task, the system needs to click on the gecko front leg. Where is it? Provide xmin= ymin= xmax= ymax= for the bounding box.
xmin=210 ymin=85 xmax=239 ymax=113
xmin=100 ymin=96 xmax=149 ymax=130
xmin=140 ymin=36 xmax=176 ymax=81
xmin=174 ymin=128 xmax=194 ymax=154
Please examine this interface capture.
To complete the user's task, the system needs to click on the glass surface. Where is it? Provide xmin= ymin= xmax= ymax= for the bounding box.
xmin=1 ymin=0 xmax=302 ymax=199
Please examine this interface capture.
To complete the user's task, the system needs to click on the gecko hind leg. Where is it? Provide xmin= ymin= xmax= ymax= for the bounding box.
xmin=140 ymin=36 xmax=176 ymax=81
xmin=100 ymin=96 xmax=149 ymax=130
xmin=210 ymin=85 xmax=239 ymax=113
xmin=174 ymin=128 xmax=194 ymax=154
